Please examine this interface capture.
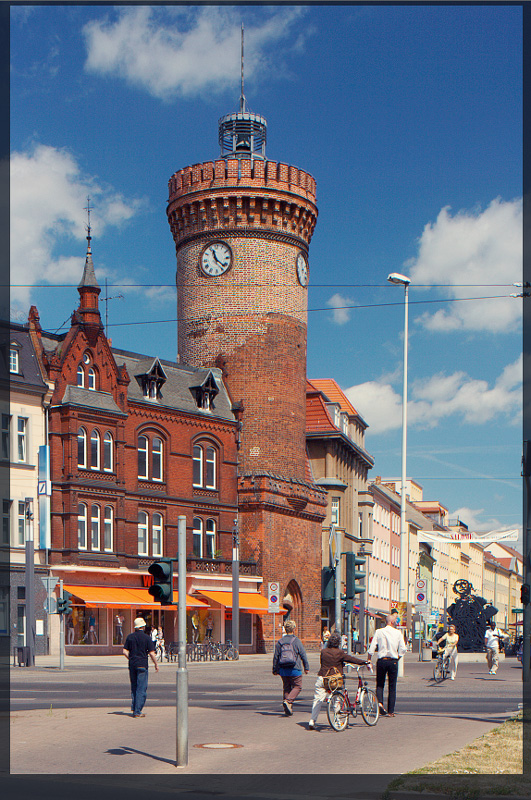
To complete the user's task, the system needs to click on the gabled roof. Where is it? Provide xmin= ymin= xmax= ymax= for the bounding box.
xmin=5 ymin=323 xmax=48 ymax=394
xmin=309 ymin=378 xmax=359 ymax=416
xmin=59 ymin=385 xmax=126 ymax=417
xmin=306 ymin=389 xmax=337 ymax=434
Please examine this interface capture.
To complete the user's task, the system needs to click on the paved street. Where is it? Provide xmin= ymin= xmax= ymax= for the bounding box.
xmin=9 ymin=652 xmax=522 ymax=783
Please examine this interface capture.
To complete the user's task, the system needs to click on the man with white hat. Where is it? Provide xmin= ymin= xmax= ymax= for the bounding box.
xmin=123 ymin=617 xmax=159 ymax=717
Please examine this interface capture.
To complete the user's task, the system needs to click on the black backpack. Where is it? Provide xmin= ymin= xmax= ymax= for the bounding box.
xmin=278 ymin=636 xmax=297 ymax=667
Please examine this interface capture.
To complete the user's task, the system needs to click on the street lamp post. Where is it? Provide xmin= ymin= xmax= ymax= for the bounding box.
xmin=388 ymin=272 xmax=411 ymax=677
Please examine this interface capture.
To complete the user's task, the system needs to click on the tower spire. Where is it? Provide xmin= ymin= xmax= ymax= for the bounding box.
xmin=78 ymin=196 xmax=100 ymax=292
xmin=218 ymin=23 xmax=267 ymax=162
xmin=239 ymin=23 xmax=246 ymax=113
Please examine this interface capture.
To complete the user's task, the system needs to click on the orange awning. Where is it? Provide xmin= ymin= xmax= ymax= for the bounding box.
xmin=195 ymin=590 xmax=269 ymax=615
xmin=62 ymin=585 xmax=207 ymax=610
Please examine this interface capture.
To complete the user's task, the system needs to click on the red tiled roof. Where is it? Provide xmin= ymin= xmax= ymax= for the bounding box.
xmin=309 ymin=379 xmax=359 ymax=416
xmin=306 ymin=392 xmax=337 ymax=433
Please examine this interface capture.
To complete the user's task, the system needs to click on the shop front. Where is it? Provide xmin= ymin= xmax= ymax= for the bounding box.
xmin=190 ymin=589 xmax=270 ymax=654
xmin=61 ymin=584 xmax=207 ymax=655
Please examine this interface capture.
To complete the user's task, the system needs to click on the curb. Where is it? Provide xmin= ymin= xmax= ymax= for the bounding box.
xmin=387 ymin=793 xmax=529 ymax=800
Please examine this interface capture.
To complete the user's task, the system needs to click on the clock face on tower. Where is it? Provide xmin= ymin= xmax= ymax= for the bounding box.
xmin=296 ymin=252 xmax=309 ymax=287
xmin=200 ymin=241 xmax=233 ymax=277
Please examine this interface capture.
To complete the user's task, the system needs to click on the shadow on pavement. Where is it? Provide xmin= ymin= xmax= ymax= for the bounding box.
xmin=104 ymin=746 xmax=175 ymax=766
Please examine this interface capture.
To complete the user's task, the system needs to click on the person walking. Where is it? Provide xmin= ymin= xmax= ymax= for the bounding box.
xmin=272 ymin=620 xmax=309 ymax=716
xmin=437 ymin=623 xmax=459 ymax=679
xmin=123 ymin=617 xmax=159 ymax=717
xmin=367 ymin=613 xmax=407 ymax=717
xmin=308 ymin=632 xmax=370 ymax=730
xmin=485 ymin=621 xmax=506 ymax=675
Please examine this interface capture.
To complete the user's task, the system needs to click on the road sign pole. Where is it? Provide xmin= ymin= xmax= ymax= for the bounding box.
xmin=59 ymin=579 xmax=64 ymax=672
xmin=176 ymin=515 xmax=188 ymax=767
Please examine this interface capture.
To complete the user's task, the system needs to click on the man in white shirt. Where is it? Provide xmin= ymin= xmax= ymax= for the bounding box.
xmin=484 ymin=621 xmax=506 ymax=675
xmin=367 ymin=613 xmax=407 ymax=716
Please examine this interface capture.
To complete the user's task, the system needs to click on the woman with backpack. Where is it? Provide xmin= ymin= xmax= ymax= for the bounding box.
xmin=272 ymin=620 xmax=309 ymax=716
xmin=308 ymin=632 xmax=370 ymax=730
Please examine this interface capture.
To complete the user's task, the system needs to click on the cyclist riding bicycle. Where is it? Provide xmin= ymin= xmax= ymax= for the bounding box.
xmin=308 ymin=632 xmax=370 ymax=730
xmin=437 ymin=623 xmax=459 ymax=680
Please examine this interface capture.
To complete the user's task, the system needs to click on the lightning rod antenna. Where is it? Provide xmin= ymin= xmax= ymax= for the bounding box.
xmin=239 ymin=23 xmax=246 ymax=113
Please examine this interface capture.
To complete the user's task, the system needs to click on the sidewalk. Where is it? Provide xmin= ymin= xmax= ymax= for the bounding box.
xmin=10 ymin=654 xmax=522 ymax=778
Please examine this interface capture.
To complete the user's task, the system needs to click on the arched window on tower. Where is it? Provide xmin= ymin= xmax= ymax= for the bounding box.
xmin=90 ymin=429 xmax=100 ymax=470
xmin=193 ymin=517 xmax=203 ymax=558
xmin=77 ymin=365 xmax=85 ymax=388
xmin=88 ymin=367 xmax=96 ymax=390
xmin=78 ymin=503 xmax=88 ymax=550
xmin=103 ymin=432 xmax=113 ymax=472
xmin=78 ymin=428 xmax=87 ymax=468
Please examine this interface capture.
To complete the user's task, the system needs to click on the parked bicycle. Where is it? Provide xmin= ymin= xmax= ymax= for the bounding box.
xmin=327 ymin=665 xmax=379 ymax=731
xmin=433 ymin=650 xmax=450 ymax=682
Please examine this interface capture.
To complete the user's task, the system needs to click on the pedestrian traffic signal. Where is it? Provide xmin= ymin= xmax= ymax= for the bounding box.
xmin=148 ymin=559 xmax=174 ymax=605
xmin=521 ymin=583 xmax=530 ymax=607
xmin=56 ymin=592 xmax=72 ymax=614
xmin=345 ymin=552 xmax=366 ymax=598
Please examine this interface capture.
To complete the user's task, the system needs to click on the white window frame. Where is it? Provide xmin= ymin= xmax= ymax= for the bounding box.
xmin=103 ymin=432 xmax=113 ymax=472
xmin=137 ymin=511 xmax=148 ymax=555
xmin=152 ymin=437 xmax=163 ymax=482
xmin=103 ymin=505 xmax=113 ymax=552
xmin=90 ymin=429 xmax=100 ymax=470
xmin=16 ymin=501 xmax=25 ymax=547
xmin=138 ymin=435 xmax=149 ymax=480
xmin=17 ymin=417 xmax=27 ymax=463
xmin=78 ymin=427 xmax=87 ymax=468
xmin=1 ymin=414 xmax=10 ymax=461
xmin=205 ymin=519 xmax=216 ymax=559
xmin=91 ymin=504 xmax=100 ymax=550
xmin=9 ymin=348 xmax=19 ymax=373
xmin=88 ymin=367 xmax=96 ymax=390
xmin=205 ymin=446 xmax=216 ymax=489
xmin=2 ymin=499 xmax=10 ymax=546
xmin=331 ymin=497 xmax=340 ymax=526
xmin=193 ymin=517 xmax=203 ymax=558
xmin=77 ymin=364 xmax=85 ymax=387
xmin=152 ymin=513 xmax=163 ymax=557
xmin=193 ymin=445 xmax=203 ymax=487
xmin=78 ymin=503 xmax=88 ymax=550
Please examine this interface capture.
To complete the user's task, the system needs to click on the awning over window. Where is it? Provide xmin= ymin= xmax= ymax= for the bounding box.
xmin=62 ymin=585 xmax=207 ymax=610
xmin=195 ymin=590 xmax=269 ymax=615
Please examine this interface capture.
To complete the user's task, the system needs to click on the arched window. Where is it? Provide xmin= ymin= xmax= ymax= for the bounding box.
xmin=78 ymin=503 xmax=87 ymax=549
xmin=103 ymin=432 xmax=113 ymax=472
xmin=90 ymin=429 xmax=100 ymax=470
xmin=192 ymin=443 xmax=217 ymax=489
xmin=205 ymin=519 xmax=216 ymax=559
xmin=138 ymin=436 xmax=148 ymax=479
xmin=137 ymin=434 xmax=164 ymax=481
xmin=88 ymin=367 xmax=96 ymax=390
xmin=193 ymin=517 xmax=203 ymax=558
xmin=103 ymin=506 xmax=113 ymax=552
xmin=138 ymin=511 xmax=148 ymax=555
xmin=91 ymin=504 xmax=100 ymax=550
xmin=77 ymin=428 xmax=87 ymax=468
xmin=193 ymin=445 xmax=202 ymax=486
xmin=152 ymin=513 xmax=163 ymax=557
xmin=77 ymin=365 xmax=84 ymax=388
xmin=152 ymin=438 xmax=163 ymax=481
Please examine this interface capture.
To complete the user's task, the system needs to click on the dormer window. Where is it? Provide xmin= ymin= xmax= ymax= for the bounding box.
xmin=191 ymin=371 xmax=219 ymax=412
xmin=9 ymin=347 xmax=19 ymax=374
xmin=137 ymin=358 xmax=167 ymax=401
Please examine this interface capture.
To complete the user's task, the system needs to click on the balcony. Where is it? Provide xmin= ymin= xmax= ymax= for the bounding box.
xmin=186 ymin=556 xmax=258 ymax=576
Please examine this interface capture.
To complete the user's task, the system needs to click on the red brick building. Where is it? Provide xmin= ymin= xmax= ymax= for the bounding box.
xmin=28 ymin=233 xmax=268 ymax=655
xmin=166 ymin=97 xmax=327 ymax=648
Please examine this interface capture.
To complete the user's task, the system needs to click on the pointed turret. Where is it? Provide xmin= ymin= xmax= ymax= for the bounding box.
xmin=76 ymin=198 xmax=102 ymax=333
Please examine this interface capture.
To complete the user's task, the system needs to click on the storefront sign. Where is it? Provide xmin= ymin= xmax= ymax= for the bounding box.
xmin=417 ymin=528 xmax=518 ymax=544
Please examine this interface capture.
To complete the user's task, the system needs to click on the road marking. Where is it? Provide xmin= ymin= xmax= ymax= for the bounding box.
xmin=10 ymin=689 xmax=80 ymax=693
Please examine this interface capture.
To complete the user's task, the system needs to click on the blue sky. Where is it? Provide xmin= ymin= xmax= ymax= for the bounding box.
xmin=10 ymin=5 xmax=523 ymax=543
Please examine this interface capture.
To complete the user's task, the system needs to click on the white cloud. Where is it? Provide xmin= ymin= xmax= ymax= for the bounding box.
xmin=327 ymin=292 xmax=355 ymax=325
xmin=407 ymin=198 xmax=522 ymax=333
xmin=451 ymin=507 xmax=520 ymax=537
xmin=10 ymin=143 xmax=144 ymax=311
xmin=344 ymin=355 xmax=522 ymax=434
xmin=83 ymin=7 xmax=307 ymax=101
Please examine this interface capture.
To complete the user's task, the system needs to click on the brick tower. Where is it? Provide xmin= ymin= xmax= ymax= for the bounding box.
xmin=166 ymin=44 xmax=326 ymax=647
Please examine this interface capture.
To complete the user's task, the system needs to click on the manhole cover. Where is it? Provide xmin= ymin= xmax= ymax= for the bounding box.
xmin=194 ymin=742 xmax=243 ymax=749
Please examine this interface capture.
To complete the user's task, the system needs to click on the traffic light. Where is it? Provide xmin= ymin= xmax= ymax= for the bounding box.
xmin=521 ymin=583 xmax=530 ymax=607
xmin=56 ymin=592 xmax=72 ymax=614
xmin=148 ymin=559 xmax=174 ymax=605
xmin=322 ymin=567 xmax=335 ymax=601
xmin=345 ymin=552 xmax=366 ymax=597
